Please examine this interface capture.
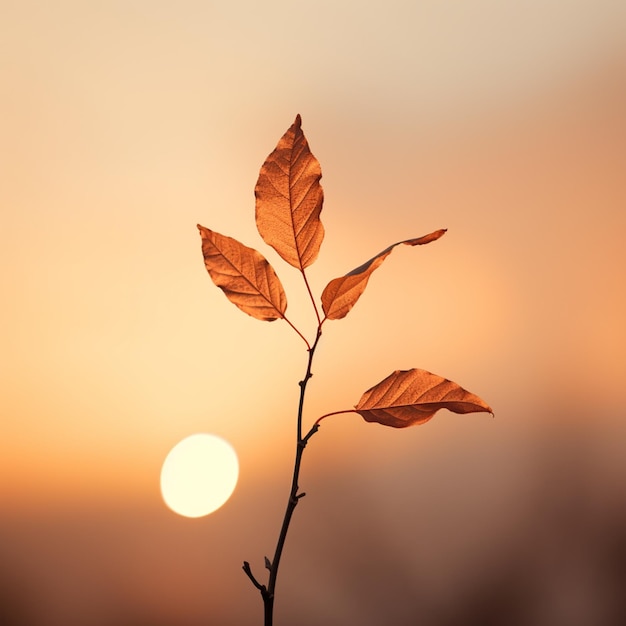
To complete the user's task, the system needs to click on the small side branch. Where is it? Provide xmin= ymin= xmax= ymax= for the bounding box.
xmin=302 ymin=423 xmax=319 ymax=445
xmin=242 ymin=561 xmax=266 ymax=594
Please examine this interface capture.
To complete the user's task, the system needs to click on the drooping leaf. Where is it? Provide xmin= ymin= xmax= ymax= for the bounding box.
xmin=355 ymin=368 xmax=492 ymax=428
xmin=321 ymin=229 xmax=446 ymax=320
xmin=198 ymin=225 xmax=287 ymax=321
xmin=255 ymin=114 xmax=324 ymax=270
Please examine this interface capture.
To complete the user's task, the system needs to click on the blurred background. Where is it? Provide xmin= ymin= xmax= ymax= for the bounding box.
xmin=1 ymin=1 xmax=625 ymax=624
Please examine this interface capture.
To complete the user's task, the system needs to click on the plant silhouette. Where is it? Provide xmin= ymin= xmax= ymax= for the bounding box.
xmin=198 ymin=115 xmax=492 ymax=625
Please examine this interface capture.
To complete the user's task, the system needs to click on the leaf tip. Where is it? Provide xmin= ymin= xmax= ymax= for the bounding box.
xmin=294 ymin=113 xmax=302 ymax=127
xmin=425 ymin=228 xmax=447 ymax=243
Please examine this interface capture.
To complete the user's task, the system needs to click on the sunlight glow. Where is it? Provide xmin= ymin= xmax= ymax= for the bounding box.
xmin=160 ymin=434 xmax=239 ymax=518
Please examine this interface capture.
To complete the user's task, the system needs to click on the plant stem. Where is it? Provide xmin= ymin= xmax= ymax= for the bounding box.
xmin=244 ymin=326 xmax=322 ymax=625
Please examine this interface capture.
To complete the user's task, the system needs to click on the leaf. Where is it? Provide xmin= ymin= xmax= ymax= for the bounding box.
xmin=255 ymin=114 xmax=324 ymax=270
xmin=198 ymin=224 xmax=287 ymax=321
xmin=321 ymin=229 xmax=446 ymax=320
xmin=355 ymin=368 xmax=492 ymax=428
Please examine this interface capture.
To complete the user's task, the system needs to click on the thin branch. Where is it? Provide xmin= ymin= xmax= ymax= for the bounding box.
xmin=302 ymin=422 xmax=319 ymax=444
xmin=242 ymin=561 xmax=266 ymax=593
xmin=249 ymin=327 xmax=322 ymax=625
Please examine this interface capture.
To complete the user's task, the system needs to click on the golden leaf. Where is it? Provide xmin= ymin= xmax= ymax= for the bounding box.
xmin=255 ymin=114 xmax=324 ymax=270
xmin=321 ymin=229 xmax=446 ymax=320
xmin=355 ymin=368 xmax=492 ymax=428
xmin=198 ymin=225 xmax=287 ymax=321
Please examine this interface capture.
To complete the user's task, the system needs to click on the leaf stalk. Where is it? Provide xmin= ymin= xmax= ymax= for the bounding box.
xmin=314 ymin=409 xmax=359 ymax=427
xmin=283 ymin=315 xmax=311 ymax=350
xmin=300 ymin=268 xmax=322 ymax=327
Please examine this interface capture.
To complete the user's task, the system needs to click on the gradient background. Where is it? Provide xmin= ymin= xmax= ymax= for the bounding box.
xmin=2 ymin=1 xmax=625 ymax=624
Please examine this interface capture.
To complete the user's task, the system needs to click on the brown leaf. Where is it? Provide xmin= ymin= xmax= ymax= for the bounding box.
xmin=198 ymin=225 xmax=287 ymax=321
xmin=321 ymin=229 xmax=446 ymax=320
xmin=255 ymin=114 xmax=324 ymax=270
xmin=355 ymin=368 xmax=492 ymax=428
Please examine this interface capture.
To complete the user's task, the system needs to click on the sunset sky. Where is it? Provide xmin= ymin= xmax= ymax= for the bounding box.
xmin=2 ymin=1 xmax=626 ymax=624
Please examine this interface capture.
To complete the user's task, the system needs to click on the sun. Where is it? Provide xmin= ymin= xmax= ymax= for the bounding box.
xmin=160 ymin=433 xmax=239 ymax=518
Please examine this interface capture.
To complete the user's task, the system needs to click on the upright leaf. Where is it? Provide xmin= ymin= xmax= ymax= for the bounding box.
xmin=321 ymin=229 xmax=446 ymax=320
xmin=355 ymin=368 xmax=492 ymax=428
xmin=198 ymin=225 xmax=287 ymax=321
xmin=255 ymin=114 xmax=324 ymax=270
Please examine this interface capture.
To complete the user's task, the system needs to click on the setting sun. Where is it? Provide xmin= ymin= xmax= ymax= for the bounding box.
xmin=160 ymin=434 xmax=239 ymax=518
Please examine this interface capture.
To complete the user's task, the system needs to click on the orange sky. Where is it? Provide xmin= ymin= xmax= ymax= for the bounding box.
xmin=2 ymin=1 xmax=626 ymax=625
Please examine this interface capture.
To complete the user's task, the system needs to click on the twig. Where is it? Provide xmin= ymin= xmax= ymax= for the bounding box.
xmin=245 ymin=326 xmax=322 ymax=625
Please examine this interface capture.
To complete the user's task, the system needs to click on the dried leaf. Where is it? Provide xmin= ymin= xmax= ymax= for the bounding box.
xmin=255 ymin=114 xmax=324 ymax=270
xmin=355 ymin=368 xmax=492 ymax=428
xmin=198 ymin=225 xmax=287 ymax=321
xmin=321 ymin=229 xmax=446 ymax=320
